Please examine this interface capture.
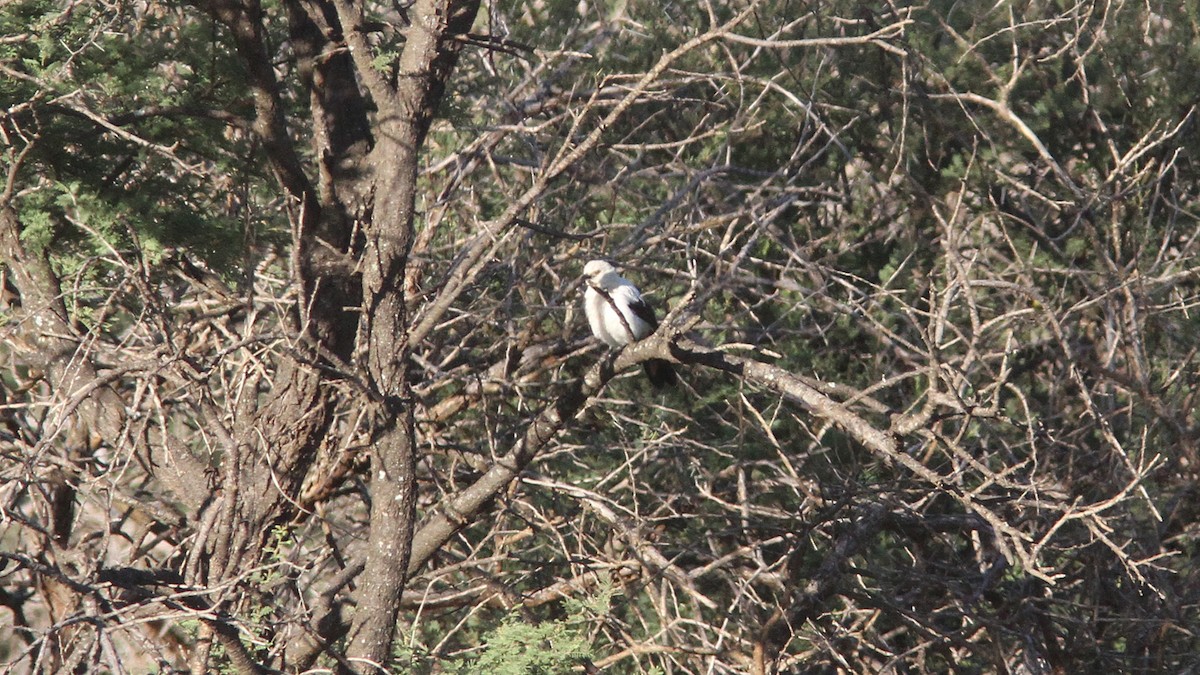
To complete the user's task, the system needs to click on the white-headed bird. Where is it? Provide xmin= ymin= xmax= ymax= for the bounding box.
xmin=582 ymin=260 xmax=676 ymax=387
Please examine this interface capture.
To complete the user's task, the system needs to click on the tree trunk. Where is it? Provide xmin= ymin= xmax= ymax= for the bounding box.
xmin=339 ymin=0 xmax=481 ymax=668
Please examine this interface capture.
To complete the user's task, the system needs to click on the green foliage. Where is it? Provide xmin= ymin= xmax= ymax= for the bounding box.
xmin=470 ymin=615 xmax=592 ymax=675
xmin=392 ymin=585 xmax=609 ymax=674
xmin=254 ymin=524 xmax=293 ymax=586
xmin=1 ymin=0 xmax=272 ymax=281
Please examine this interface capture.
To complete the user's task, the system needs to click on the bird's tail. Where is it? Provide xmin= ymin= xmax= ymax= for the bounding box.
xmin=643 ymin=359 xmax=677 ymax=388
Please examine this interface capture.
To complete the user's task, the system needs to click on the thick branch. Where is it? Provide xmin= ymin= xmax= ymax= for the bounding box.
xmin=339 ymin=0 xmax=482 ymax=669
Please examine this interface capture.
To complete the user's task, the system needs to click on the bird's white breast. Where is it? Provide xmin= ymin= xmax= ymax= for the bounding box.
xmin=585 ymin=285 xmax=651 ymax=346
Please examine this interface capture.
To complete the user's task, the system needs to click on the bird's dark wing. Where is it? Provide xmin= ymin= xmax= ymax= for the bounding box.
xmin=626 ymin=296 xmax=659 ymax=330
xmin=643 ymin=358 xmax=677 ymax=388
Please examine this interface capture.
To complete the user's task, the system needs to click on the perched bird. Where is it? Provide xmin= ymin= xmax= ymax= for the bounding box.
xmin=582 ymin=259 xmax=677 ymax=387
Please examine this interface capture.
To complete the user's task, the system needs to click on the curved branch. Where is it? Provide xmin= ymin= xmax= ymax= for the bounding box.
xmin=404 ymin=5 xmax=759 ymax=349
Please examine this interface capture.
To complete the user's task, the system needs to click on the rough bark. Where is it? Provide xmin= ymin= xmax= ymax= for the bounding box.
xmin=130 ymin=4 xmax=368 ymax=671
xmin=0 ymin=204 xmax=128 ymax=671
xmin=329 ymin=0 xmax=481 ymax=668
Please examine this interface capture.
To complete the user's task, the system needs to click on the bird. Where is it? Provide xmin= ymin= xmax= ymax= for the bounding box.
xmin=582 ymin=259 xmax=677 ymax=387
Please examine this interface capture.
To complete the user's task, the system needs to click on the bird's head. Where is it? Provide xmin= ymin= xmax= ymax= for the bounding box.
xmin=583 ymin=259 xmax=617 ymax=285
